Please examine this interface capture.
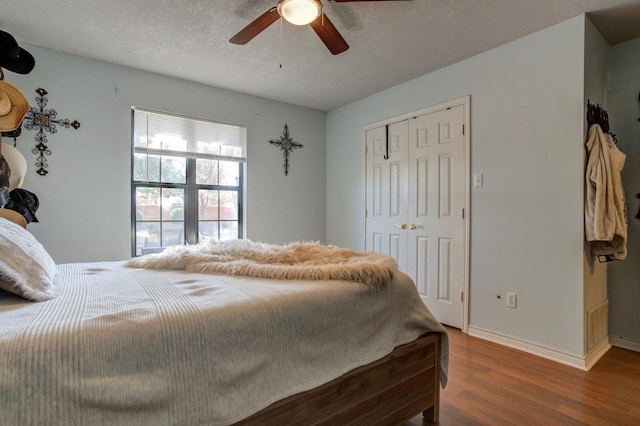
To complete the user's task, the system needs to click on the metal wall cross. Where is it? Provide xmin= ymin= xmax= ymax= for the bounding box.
xmin=23 ymin=88 xmax=80 ymax=176
xmin=269 ymin=124 xmax=303 ymax=176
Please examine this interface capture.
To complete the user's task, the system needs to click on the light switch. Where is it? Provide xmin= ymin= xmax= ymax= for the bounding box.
xmin=473 ymin=173 xmax=483 ymax=187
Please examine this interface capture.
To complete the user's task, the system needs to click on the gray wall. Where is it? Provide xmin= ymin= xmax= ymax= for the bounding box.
xmin=5 ymin=45 xmax=327 ymax=263
xmin=607 ymin=36 xmax=640 ymax=348
xmin=582 ymin=16 xmax=609 ymax=353
xmin=326 ymin=16 xmax=587 ymax=356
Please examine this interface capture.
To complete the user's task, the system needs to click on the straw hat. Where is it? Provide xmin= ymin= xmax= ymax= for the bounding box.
xmin=0 ymin=208 xmax=27 ymax=229
xmin=0 ymin=81 xmax=28 ymax=132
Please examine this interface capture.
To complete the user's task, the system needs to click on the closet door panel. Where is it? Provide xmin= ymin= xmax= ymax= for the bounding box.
xmin=408 ymin=105 xmax=465 ymax=328
xmin=365 ymin=122 xmax=409 ymax=272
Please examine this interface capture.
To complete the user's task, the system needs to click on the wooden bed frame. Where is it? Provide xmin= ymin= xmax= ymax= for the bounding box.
xmin=236 ymin=332 xmax=441 ymax=425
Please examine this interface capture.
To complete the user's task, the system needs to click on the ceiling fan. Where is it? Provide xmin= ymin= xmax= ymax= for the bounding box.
xmin=229 ymin=0 xmax=411 ymax=55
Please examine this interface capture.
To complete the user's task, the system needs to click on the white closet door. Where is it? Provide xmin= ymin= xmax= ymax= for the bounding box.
xmin=365 ymin=101 xmax=468 ymax=329
xmin=408 ymin=105 xmax=466 ymax=328
xmin=365 ymin=121 xmax=409 ymax=272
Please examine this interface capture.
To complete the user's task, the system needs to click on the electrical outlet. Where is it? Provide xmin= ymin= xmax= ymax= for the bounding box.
xmin=506 ymin=292 xmax=517 ymax=309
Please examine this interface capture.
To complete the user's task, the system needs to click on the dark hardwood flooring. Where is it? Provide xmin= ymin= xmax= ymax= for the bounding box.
xmin=404 ymin=327 xmax=640 ymax=425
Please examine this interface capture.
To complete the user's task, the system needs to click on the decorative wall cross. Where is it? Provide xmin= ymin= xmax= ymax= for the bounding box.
xmin=269 ymin=124 xmax=303 ymax=176
xmin=23 ymin=88 xmax=80 ymax=176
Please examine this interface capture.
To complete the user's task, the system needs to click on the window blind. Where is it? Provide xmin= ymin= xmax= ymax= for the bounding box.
xmin=133 ymin=108 xmax=246 ymax=161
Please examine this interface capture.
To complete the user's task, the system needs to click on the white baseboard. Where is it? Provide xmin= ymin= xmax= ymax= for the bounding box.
xmin=609 ymin=335 xmax=640 ymax=353
xmin=467 ymin=326 xmax=609 ymax=371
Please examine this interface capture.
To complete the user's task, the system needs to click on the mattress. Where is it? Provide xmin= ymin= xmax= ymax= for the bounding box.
xmin=0 ymin=261 xmax=447 ymax=425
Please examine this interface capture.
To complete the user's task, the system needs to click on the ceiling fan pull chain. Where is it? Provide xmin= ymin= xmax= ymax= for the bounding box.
xmin=279 ymin=17 xmax=283 ymax=68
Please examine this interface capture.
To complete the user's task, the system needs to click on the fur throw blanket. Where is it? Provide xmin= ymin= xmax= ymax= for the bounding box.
xmin=125 ymin=240 xmax=397 ymax=290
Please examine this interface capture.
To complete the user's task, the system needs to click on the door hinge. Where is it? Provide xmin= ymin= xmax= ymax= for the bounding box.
xmin=462 ymin=208 xmax=465 ymax=219
xmin=461 ymin=291 xmax=464 ymax=303
xmin=462 ymin=124 xmax=465 ymax=135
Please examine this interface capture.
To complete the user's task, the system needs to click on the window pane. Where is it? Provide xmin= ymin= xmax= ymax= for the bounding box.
xmin=147 ymin=155 xmax=161 ymax=182
xmin=196 ymin=158 xmax=219 ymax=185
xmin=198 ymin=189 xmax=218 ymax=220
xmin=220 ymin=221 xmax=238 ymax=241
xmin=162 ymin=222 xmax=184 ymax=247
xmin=136 ymin=221 xmax=160 ymax=255
xmin=199 ymin=221 xmax=218 ymax=242
xmin=220 ymin=191 xmax=238 ymax=220
xmin=136 ymin=187 xmax=161 ymax=221
xmin=219 ymin=161 xmax=240 ymax=186
xmin=160 ymin=156 xmax=186 ymax=184
xmin=133 ymin=153 xmax=147 ymax=182
xmin=162 ymin=188 xmax=185 ymax=221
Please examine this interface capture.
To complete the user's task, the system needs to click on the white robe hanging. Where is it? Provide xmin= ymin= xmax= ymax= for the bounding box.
xmin=584 ymin=124 xmax=628 ymax=260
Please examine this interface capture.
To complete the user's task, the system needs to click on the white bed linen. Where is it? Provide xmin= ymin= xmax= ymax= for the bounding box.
xmin=0 ymin=261 xmax=447 ymax=426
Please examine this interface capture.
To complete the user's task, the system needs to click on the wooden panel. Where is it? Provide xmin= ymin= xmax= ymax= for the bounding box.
xmin=373 ymin=136 xmax=385 ymax=157
xmin=417 ymin=156 xmax=429 ymax=217
xmin=390 ymin=233 xmax=401 ymax=261
xmin=417 ymin=127 xmax=429 ymax=148
xmin=389 ymin=133 xmax=402 ymax=153
xmin=372 ymin=164 xmax=383 ymax=217
xmin=372 ymin=232 xmax=383 ymax=254
xmin=390 ymin=161 xmax=401 ymax=217
xmin=319 ymin=370 xmax=436 ymax=426
xmin=438 ymin=154 xmax=451 ymax=218
xmin=587 ymin=300 xmax=609 ymax=352
xmin=438 ymin=238 xmax=452 ymax=302
xmin=439 ymin=121 xmax=453 ymax=144
xmin=416 ymin=236 xmax=429 ymax=295
xmin=235 ymin=333 xmax=440 ymax=426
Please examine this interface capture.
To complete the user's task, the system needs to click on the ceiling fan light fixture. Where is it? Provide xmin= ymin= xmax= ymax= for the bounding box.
xmin=277 ymin=0 xmax=322 ymax=26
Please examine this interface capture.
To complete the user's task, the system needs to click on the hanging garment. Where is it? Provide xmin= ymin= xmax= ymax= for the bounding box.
xmin=584 ymin=124 xmax=628 ymax=261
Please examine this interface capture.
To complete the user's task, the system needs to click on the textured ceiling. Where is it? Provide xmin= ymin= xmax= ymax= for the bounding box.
xmin=1 ymin=0 xmax=639 ymax=111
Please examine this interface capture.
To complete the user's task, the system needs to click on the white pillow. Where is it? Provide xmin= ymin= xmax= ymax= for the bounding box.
xmin=0 ymin=217 xmax=57 ymax=301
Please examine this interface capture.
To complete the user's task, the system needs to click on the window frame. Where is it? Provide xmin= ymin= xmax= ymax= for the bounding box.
xmin=130 ymin=108 xmax=245 ymax=257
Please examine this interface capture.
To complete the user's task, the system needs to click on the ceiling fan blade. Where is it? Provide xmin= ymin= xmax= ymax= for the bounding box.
xmin=309 ymin=13 xmax=349 ymax=55
xmin=229 ymin=6 xmax=280 ymax=45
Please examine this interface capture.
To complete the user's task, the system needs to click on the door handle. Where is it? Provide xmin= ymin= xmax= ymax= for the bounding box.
xmin=394 ymin=223 xmax=407 ymax=230
xmin=409 ymin=223 xmax=418 ymax=230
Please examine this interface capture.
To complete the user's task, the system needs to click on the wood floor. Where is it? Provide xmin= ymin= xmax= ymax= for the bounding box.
xmin=404 ymin=327 xmax=640 ymax=425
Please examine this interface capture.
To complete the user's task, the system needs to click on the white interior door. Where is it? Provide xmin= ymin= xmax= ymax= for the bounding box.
xmin=365 ymin=122 xmax=409 ymax=271
xmin=407 ymin=105 xmax=466 ymax=328
xmin=365 ymin=100 xmax=468 ymax=329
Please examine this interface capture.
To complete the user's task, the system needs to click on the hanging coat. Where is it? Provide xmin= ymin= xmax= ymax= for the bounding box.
xmin=584 ymin=124 xmax=628 ymax=261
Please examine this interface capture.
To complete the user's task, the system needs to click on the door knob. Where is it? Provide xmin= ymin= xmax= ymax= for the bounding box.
xmin=394 ymin=223 xmax=407 ymax=230
xmin=409 ymin=223 xmax=418 ymax=230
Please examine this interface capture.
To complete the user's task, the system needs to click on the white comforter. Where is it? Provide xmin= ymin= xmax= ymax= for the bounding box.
xmin=0 ymin=261 xmax=447 ymax=426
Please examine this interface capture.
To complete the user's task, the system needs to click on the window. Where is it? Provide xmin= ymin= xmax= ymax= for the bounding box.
xmin=131 ymin=108 xmax=246 ymax=256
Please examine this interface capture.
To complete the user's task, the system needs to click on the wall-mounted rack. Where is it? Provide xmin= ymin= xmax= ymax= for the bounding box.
xmin=587 ymin=99 xmax=616 ymax=142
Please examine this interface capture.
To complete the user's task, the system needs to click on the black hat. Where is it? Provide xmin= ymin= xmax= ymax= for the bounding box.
xmin=6 ymin=188 xmax=39 ymax=223
xmin=0 ymin=30 xmax=35 ymax=74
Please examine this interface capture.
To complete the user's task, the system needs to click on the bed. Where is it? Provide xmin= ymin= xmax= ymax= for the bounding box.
xmin=0 ymin=222 xmax=448 ymax=425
